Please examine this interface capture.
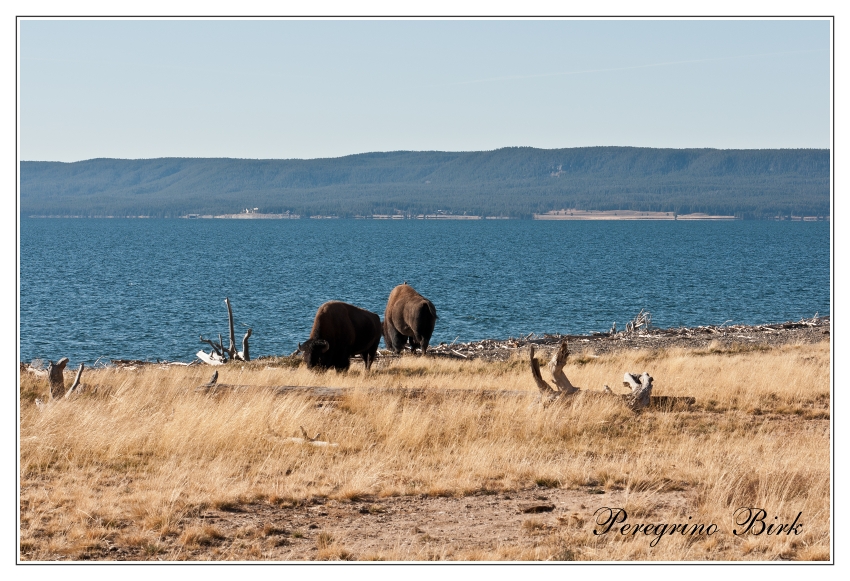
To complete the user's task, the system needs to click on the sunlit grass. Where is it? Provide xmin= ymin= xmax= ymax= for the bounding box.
xmin=19 ymin=340 xmax=830 ymax=561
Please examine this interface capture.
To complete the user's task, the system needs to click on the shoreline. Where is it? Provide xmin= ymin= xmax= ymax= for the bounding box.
xmin=58 ymin=316 xmax=828 ymax=369
xmin=24 ymin=214 xmax=830 ymax=221
xmin=423 ymin=316 xmax=830 ymax=361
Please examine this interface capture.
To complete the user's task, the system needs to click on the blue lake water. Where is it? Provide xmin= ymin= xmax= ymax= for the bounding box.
xmin=19 ymin=218 xmax=830 ymax=365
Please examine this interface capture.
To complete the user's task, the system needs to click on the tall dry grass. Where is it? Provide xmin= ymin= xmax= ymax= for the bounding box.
xmin=19 ymin=340 xmax=830 ymax=561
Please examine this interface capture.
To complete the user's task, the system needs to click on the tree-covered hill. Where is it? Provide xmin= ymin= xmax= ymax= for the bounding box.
xmin=19 ymin=147 xmax=830 ymax=218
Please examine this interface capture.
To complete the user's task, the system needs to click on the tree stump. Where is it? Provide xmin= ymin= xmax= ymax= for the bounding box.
xmin=47 ymin=357 xmax=69 ymax=399
xmin=529 ymin=339 xmax=691 ymax=411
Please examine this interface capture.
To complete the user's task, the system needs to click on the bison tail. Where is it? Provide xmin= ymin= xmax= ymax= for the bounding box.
xmin=427 ymin=301 xmax=437 ymax=319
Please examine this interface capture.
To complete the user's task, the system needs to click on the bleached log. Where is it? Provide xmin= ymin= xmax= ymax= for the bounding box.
xmin=64 ymin=363 xmax=85 ymax=398
xmin=196 ymin=350 xmax=225 ymax=366
xmin=47 ymin=357 xmax=69 ymax=399
xmin=529 ymin=345 xmax=560 ymax=397
xmin=623 ymin=372 xmax=654 ymax=410
xmin=547 ymin=341 xmax=579 ymax=395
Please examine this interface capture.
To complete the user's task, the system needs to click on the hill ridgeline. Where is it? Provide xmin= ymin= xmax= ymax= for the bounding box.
xmin=20 ymin=146 xmax=829 ymax=219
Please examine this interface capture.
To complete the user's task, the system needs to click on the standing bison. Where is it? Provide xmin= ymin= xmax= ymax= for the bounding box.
xmin=298 ymin=301 xmax=382 ymax=371
xmin=383 ymin=283 xmax=437 ymax=355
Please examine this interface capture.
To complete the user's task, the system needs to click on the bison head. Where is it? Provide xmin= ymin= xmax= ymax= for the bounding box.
xmin=297 ymin=339 xmax=330 ymax=369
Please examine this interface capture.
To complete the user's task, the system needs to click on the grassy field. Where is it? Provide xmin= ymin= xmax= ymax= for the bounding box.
xmin=18 ymin=339 xmax=831 ymax=561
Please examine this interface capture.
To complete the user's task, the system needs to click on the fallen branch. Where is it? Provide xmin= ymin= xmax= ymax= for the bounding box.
xmin=199 ymin=335 xmax=224 ymax=358
xmin=529 ymin=339 xmax=694 ymax=411
xmin=64 ymin=363 xmax=85 ymax=398
xmin=239 ymin=328 xmax=252 ymax=361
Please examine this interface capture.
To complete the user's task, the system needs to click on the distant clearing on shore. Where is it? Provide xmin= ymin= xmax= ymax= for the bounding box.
xmin=534 ymin=210 xmax=737 ymax=220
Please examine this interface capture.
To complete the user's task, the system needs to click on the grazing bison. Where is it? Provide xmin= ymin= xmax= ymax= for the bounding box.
xmin=383 ymin=283 xmax=437 ymax=355
xmin=298 ymin=301 xmax=382 ymax=371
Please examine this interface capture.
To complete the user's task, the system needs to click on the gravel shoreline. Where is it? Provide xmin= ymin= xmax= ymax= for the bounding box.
xmin=87 ymin=316 xmax=830 ymax=368
xmin=422 ymin=316 xmax=831 ymax=362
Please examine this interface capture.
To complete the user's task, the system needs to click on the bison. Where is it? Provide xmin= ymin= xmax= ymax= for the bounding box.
xmin=298 ymin=301 xmax=382 ymax=371
xmin=383 ymin=283 xmax=437 ymax=355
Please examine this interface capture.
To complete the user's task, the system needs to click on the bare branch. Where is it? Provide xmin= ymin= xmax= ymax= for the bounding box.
xmin=529 ymin=345 xmax=558 ymax=396
xmin=199 ymin=335 xmax=224 ymax=357
xmin=65 ymin=363 xmax=85 ymax=398
xmin=225 ymin=297 xmax=237 ymax=360
xmin=237 ymin=328 xmax=252 ymax=361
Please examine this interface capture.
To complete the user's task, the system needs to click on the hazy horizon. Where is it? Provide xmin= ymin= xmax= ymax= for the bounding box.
xmin=20 ymin=144 xmax=832 ymax=165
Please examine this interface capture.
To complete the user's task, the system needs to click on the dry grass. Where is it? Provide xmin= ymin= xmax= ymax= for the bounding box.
xmin=19 ymin=340 xmax=830 ymax=561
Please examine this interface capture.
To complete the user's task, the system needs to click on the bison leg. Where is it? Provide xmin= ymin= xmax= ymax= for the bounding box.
xmin=362 ymin=350 xmax=375 ymax=371
xmin=385 ymin=326 xmax=407 ymax=353
xmin=363 ymin=339 xmax=380 ymax=371
xmin=407 ymin=336 xmax=421 ymax=352
xmin=414 ymin=333 xmax=430 ymax=355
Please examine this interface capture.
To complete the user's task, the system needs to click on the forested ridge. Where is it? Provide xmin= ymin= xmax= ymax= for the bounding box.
xmin=20 ymin=146 xmax=829 ymax=218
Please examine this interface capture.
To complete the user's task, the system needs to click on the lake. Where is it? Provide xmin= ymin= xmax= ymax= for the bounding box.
xmin=19 ymin=218 xmax=830 ymax=364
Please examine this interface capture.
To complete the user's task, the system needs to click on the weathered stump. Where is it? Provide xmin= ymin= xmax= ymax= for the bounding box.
xmin=529 ymin=339 xmax=693 ymax=411
xmin=47 ymin=357 xmax=69 ymax=399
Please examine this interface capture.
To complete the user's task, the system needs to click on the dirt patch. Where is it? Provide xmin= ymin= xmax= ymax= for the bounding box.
xmin=86 ymin=488 xmax=693 ymax=561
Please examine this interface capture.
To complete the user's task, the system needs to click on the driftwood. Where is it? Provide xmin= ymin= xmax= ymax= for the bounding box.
xmin=194 ymin=383 xmax=530 ymax=400
xmin=240 ymin=328 xmax=252 ymax=361
xmin=546 ymin=340 xmax=579 ymax=394
xmin=46 ymin=358 xmax=86 ymax=399
xmin=191 ymin=337 xmax=694 ymax=412
xmin=622 ymin=372 xmax=653 ymax=410
xmin=198 ymin=298 xmax=253 ymax=365
xmin=65 ymin=363 xmax=85 ymax=398
xmin=47 ymin=358 xmax=69 ymax=399
xmin=530 ymin=340 xmax=694 ymax=411
xmin=192 ymin=381 xmax=694 ymax=411
xmin=625 ymin=309 xmax=652 ymax=334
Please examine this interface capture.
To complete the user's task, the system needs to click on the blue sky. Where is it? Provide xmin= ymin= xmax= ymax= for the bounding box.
xmin=19 ymin=18 xmax=831 ymax=161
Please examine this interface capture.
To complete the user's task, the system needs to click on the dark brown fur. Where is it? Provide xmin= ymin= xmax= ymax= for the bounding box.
xmin=298 ymin=301 xmax=382 ymax=371
xmin=383 ymin=284 xmax=437 ymax=355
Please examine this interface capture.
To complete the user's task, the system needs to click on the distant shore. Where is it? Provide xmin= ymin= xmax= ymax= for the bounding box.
xmin=25 ymin=213 xmax=830 ymax=221
xmin=533 ymin=210 xmax=737 ymax=220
